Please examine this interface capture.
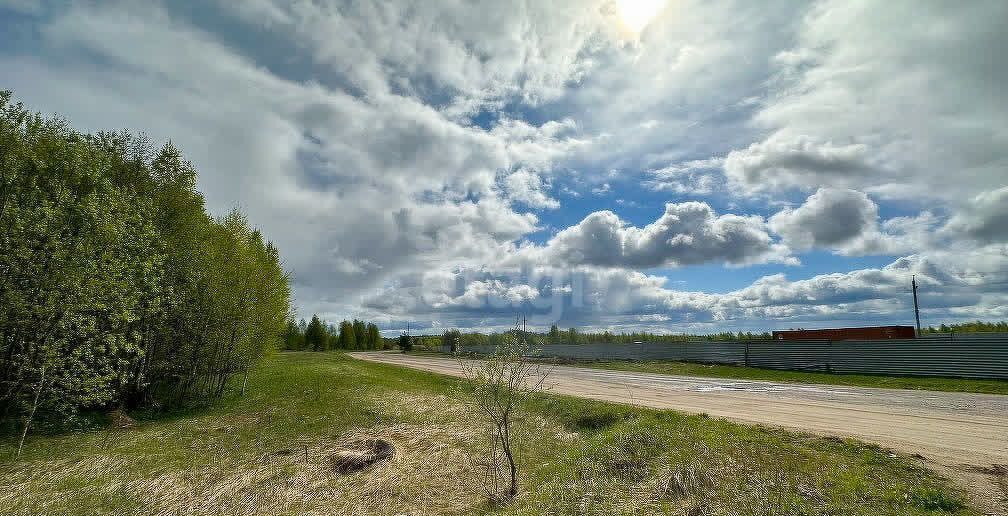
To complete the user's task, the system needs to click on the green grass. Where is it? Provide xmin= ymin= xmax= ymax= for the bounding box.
xmin=0 ymin=352 xmax=977 ymax=515
xmin=560 ymin=359 xmax=1008 ymax=395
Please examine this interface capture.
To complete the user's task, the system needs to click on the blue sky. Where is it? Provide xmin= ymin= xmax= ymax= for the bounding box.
xmin=2 ymin=0 xmax=1007 ymax=334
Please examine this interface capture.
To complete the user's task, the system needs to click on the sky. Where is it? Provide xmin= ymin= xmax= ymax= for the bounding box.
xmin=3 ymin=0 xmax=1007 ymax=335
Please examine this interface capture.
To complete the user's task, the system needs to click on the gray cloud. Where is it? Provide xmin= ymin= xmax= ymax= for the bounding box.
xmin=769 ymin=188 xmax=878 ymax=251
xmin=728 ymin=1 xmax=1008 ymax=201
xmin=942 ymin=187 xmax=1008 ymax=244
xmin=724 ymin=137 xmax=876 ymax=192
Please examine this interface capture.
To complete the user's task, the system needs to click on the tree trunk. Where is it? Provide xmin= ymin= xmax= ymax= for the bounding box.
xmin=499 ymin=420 xmax=517 ymax=500
xmin=17 ymin=363 xmax=46 ymax=458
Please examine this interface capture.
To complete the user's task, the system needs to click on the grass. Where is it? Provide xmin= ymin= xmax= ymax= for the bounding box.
xmin=0 ymin=351 xmax=978 ymax=515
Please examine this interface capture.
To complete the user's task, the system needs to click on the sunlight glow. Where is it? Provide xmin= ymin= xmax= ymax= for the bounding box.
xmin=616 ymin=0 xmax=667 ymax=33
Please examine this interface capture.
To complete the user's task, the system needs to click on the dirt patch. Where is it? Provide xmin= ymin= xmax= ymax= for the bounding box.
xmin=106 ymin=409 xmax=136 ymax=429
xmin=330 ymin=439 xmax=395 ymax=475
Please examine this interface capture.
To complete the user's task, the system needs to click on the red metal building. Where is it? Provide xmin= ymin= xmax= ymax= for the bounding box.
xmin=772 ymin=326 xmax=916 ymax=341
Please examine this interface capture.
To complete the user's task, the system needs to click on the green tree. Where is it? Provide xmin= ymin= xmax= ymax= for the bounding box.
xmin=547 ymin=325 xmax=561 ymax=345
xmin=305 ymin=315 xmax=328 ymax=351
xmin=366 ymin=323 xmax=381 ymax=350
xmin=442 ymin=329 xmax=462 ymax=353
xmin=338 ymin=320 xmax=356 ymax=350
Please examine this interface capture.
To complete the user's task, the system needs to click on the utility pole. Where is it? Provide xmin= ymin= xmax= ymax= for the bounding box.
xmin=912 ymin=275 xmax=922 ymax=336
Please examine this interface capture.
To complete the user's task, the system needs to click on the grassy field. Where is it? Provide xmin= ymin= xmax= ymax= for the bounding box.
xmin=0 ymin=352 xmax=977 ymax=515
xmin=563 ymin=359 xmax=1008 ymax=395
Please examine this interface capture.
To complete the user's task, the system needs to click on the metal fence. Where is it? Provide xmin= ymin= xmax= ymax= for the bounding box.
xmin=447 ymin=333 xmax=1008 ymax=379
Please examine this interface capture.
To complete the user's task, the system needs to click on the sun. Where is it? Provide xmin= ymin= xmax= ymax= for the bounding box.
xmin=615 ymin=0 xmax=666 ymax=33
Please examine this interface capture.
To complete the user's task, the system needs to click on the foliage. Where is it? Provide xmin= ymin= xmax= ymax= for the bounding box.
xmin=922 ymin=321 xmax=1008 ymax=334
xmin=0 ymin=92 xmax=291 ymax=440
xmin=283 ymin=315 xmax=385 ymax=351
xmin=442 ymin=329 xmax=461 ymax=353
xmin=398 ymin=333 xmax=413 ymax=352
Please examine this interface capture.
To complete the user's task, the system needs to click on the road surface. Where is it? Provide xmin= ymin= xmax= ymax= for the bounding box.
xmin=350 ymin=351 xmax=1008 ymax=514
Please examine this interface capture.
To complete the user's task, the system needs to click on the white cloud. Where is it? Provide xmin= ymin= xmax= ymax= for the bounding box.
xmin=502 ymin=169 xmax=560 ymax=209
xmin=528 ymin=202 xmax=791 ymax=269
xmin=645 ymin=158 xmax=724 ymax=194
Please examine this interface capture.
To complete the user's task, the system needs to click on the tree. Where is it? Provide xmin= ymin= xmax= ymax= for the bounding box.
xmin=338 ymin=321 xmax=357 ymax=350
xmin=443 ymin=329 xmax=462 ymax=353
xmin=398 ymin=333 xmax=413 ymax=352
xmin=352 ymin=319 xmax=367 ymax=349
xmin=305 ymin=315 xmax=328 ymax=352
xmin=366 ymin=323 xmax=381 ymax=350
xmin=547 ymin=325 xmax=561 ymax=345
xmin=459 ymin=331 xmax=551 ymax=502
xmin=283 ymin=319 xmax=304 ymax=350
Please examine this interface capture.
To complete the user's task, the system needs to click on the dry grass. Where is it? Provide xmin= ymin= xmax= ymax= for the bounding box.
xmin=0 ymin=352 xmax=977 ymax=516
xmin=1 ymin=397 xmax=488 ymax=515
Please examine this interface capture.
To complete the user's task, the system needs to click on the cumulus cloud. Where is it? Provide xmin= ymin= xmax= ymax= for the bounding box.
xmin=361 ymin=244 xmax=1008 ymax=332
xmin=530 ymin=202 xmax=791 ymax=269
xmin=769 ymin=188 xmax=878 ymax=251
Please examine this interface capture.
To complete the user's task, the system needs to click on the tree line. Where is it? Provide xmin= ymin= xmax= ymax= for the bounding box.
xmin=282 ymin=316 xmax=387 ymax=351
xmin=0 ymin=92 xmax=291 ymax=444
xmin=921 ymin=321 xmax=1008 ymax=334
xmin=420 ymin=321 xmax=1008 ymax=350
xmin=433 ymin=326 xmax=774 ymax=348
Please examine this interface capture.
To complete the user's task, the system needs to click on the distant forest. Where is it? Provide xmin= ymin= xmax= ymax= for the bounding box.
xmin=295 ymin=320 xmax=1008 ymax=353
xmin=282 ymin=316 xmax=387 ymax=351
xmin=920 ymin=321 xmax=1008 ymax=334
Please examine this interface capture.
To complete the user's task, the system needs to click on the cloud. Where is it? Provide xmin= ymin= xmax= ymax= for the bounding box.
xmin=502 ymin=169 xmax=560 ymax=209
xmin=358 ymin=244 xmax=1008 ymax=332
xmin=724 ymin=136 xmax=876 ymax=192
xmin=728 ymin=1 xmax=1008 ymax=201
xmin=531 ymin=202 xmax=791 ymax=269
xmin=644 ymin=158 xmax=724 ymax=194
xmin=942 ymin=187 xmax=1008 ymax=244
xmin=591 ymin=182 xmax=611 ymax=195
xmin=769 ymin=188 xmax=878 ymax=251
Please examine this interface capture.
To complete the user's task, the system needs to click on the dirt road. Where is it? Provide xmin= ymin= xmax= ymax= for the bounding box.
xmin=350 ymin=351 xmax=1008 ymax=514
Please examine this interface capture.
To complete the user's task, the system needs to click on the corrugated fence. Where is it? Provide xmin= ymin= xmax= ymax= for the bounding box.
xmin=448 ymin=333 xmax=1008 ymax=379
